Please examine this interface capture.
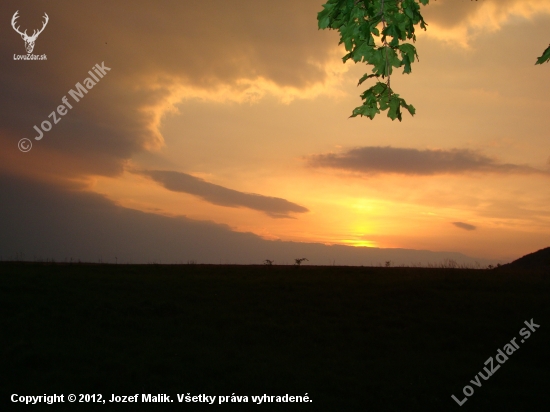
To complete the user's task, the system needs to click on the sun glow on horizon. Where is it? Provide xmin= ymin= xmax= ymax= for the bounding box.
xmin=340 ymin=239 xmax=379 ymax=248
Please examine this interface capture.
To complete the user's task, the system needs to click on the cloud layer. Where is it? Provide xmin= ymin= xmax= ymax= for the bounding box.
xmin=140 ymin=170 xmax=308 ymax=218
xmin=307 ymin=146 xmax=546 ymax=176
xmin=0 ymin=175 xmax=496 ymax=266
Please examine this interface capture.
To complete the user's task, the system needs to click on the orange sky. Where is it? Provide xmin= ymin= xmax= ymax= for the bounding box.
xmin=2 ymin=0 xmax=550 ymax=264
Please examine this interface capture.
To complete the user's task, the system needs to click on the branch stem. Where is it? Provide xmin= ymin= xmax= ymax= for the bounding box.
xmin=380 ymin=0 xmax=391 ymax=98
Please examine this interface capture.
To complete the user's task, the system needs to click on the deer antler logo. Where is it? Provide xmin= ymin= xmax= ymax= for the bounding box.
xmin=11 ymin=10 xmax=49 ymax=54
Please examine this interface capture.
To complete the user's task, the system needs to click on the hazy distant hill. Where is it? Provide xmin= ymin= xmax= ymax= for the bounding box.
xmin=500 ymin=247 xmax=550 ymax=269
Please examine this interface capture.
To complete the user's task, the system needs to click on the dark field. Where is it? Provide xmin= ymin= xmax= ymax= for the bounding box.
xmin=0 ymin=263 xmax=549 ymax=411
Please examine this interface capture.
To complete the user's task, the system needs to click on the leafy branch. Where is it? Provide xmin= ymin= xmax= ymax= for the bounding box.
xmin=318 ymin=0 xmax=550 ymax=121
xmin=318 ymin=0 xmax=429 ymax=121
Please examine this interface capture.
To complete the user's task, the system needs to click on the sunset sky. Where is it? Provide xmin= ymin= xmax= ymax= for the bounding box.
xmin=2 ymin=0 xmax=550 ymax=264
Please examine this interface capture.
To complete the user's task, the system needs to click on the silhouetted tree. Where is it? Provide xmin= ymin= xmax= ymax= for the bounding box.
xmin=295 ymin=258 xmax=309 ymax=267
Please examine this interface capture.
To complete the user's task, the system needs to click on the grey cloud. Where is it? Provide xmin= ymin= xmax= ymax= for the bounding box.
xmin=452 ymin=222 xmax=476 ymax=231
xmin=422 ymin=0 xmax=521 ymax=29
xmin=306 ymin=146 xmax=547 ymax=176
xmin=140 ymin=170 xmax=309 ymax=218
xmin=421 ymin=0 xmax=485 ymax=28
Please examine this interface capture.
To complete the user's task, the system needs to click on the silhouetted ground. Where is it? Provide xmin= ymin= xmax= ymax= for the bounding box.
xmin=0 ymin=263 xmax=548 ymax=411
xmin=499 ymin=246 xmax=550 ymax=270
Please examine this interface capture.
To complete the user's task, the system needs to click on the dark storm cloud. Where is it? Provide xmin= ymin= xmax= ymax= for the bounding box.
xmin=1 ymin=0 xmax=336 ymax=179
xmin=306 ymin=146 xmax=546 ymax=176
xmin=140 ymin=170 xmax=308 ymax=218
xmin=452 ymin=222 xmax=477 ymax=231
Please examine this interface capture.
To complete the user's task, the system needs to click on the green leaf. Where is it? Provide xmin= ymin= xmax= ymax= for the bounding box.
xmin=357 ymin=73 xmax=378 ymax=86
xmin=401 ymin=54 xmax=412 ymax=74
xmin=318 ymin=12 xmax=331 ymax=30
xmin=388 ymin=98 xmax=401 ymax=121
xmin=399 ymin=43 xmax=418 ymax=61
xmin=398 ymin=43 xmax=418 ymax=74
xmin=353 ymin=41 xmax=374 ymax=63
xmin=317 ymin=2 xmax=336 ymax=30
xmin=404 ymin=5 xmax=414 ymax=20
xmin=388 ymin=47 xmax=402 ymax=68
xmin=350 ymin=103 xmax=380 ymax=120
xmin=535 ymin=44 xmax=550 ymax=65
